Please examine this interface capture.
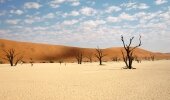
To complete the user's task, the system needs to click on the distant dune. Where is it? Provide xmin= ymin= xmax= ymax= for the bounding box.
xmin=0 ymin=39 xmax=170 ymax=63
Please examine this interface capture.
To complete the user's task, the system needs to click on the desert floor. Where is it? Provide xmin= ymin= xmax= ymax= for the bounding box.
xmin=0 ymin=60 xmax=170 ymax=100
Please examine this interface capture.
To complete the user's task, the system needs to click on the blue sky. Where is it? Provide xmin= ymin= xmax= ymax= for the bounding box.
xmin=0 ymin=0 xmax=170 ymax=52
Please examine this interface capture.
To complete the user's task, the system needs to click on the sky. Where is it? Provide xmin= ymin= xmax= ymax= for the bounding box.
xmin=0 ymin=0 xmax=170 ymax=52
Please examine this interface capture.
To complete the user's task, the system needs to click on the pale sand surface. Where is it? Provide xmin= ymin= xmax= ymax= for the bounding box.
xmin=0 ymin=60 xmax=170 ymax=100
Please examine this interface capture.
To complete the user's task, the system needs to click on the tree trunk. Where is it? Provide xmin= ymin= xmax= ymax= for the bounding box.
xmin=10 ymin=60 xmax=13 ymax=66
xmin=128 ymin=59 xmax=132 ymax=69
xmin=99 ymin=58 xmax=102 ymax=65
xmin=90 ymin=59 xmax=92 ymax=63
xmin=15 ymin=61 xmax=19 ymax=66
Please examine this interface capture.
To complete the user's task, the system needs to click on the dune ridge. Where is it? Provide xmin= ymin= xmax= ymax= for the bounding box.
xmin=0 ymin=39 xmax=170 ymax=63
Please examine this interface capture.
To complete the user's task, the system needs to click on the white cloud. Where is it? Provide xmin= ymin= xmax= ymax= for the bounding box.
xmin=49 ymin=0 xmax=80 ymax=8
xmin=71 ymin=1 xmax=80 ymax=6
xmin=43 ymin=13 xmax=55 ymax=19
xmin=107 ymin=16 xmax=120 ymax=23
xmin=10 ymin=9 xmax=23 ymax=15
xmin=62 ymin=13 xmax=68 ymax=17
xmin=106 ymin=6 xmax=122 ymax=13
xmin=24 ymin=2 xmax=42 ymax=9
xmin=49 ymin=0 xmax=65 ymax=8
xmin=0 ymin=0 xmax=5 ymax=3
xmin=24 ymin=16 xmax=42 ymax=24
xmin=0 ymin=10 xmax=6 ymax=16
xmin=33 ymin=26 xmax=48 ymax=30
xmin=106 ymin=12 xmax=136 ymax=23
xmin=134 ymin=12 xmax=146 ymax=18
xmin=119 ymin=12 xmax=135 ymax=21
xmin=121 ymin=2 xmax=136 ymax=8
xmin=70 ymin=11 xmax=79 ymax=16
xmin=62 ymin=19 xmax=79 ymax=25
xmin=81 ymin=20 xmax=106 ymax=29
xmin=52 ymin=0 xmax=65 ymax=4
xmin=67 ymin=0 xmax=76 ymax=1
xmin=121 ymin=2 xmax=149 ymax=10
xmin=80 ymin=7 xmax=96 ymax=16
xmin=0 ymin=30 xmax=7 ymax=35
xmin=68 ymin=0 xmax=79 ymax=3
xmin=138 ymin=3 xmax=149 ymax=9
xmin=133 ymin=11 xmax=166 ymax=24
xmin=87 ymin=0 xmax=95 ymax=6
xmin=62 ymin=10 xmax=79 ymax=17
xmin=50 ymin=4 xmax=60 ymax=8
xmin=159 ymin=11 xmax=170 ymax=19
xmin=136 ymin=12 xmax=155 ymax=23
xmin=137 ymin=22 xmax=167 ymax=30
xmin=6 ymin=19 xmax=20 ymax=25
xmin=24 ymin=19 xmax=34 ymax=24
xmin=155 ymin=0 xmax=168 ymax=5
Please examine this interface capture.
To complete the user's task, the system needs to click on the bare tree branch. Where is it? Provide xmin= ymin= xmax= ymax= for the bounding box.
xmin=128 ymin=36 xmax=134 ymax=47
xmin=131 ymin=35 xmax=142 ymax=51
xmin=75 ymin=51 xmax=83 ymax=64
xmin=86 ymin=53 xmax=93 ymax=63
xmin=2 ymin=48 xmax=24 ymax=66
xmin=95 ymin=47 xmax=106 ymax=65
xmin=121 ymin=35 xmax=142 ymax=69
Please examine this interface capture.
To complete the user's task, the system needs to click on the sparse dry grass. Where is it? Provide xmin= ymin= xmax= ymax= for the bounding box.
xmin=0 ymin=60 xmax=170 ymax=100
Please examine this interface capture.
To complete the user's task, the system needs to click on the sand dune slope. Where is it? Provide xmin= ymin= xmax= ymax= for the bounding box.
xmin=0 ymin=39 xmax=170 ymax=63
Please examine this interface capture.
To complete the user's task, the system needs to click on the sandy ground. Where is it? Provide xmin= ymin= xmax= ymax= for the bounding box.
xmin=0 ymin=60 xmax=170 ymax=100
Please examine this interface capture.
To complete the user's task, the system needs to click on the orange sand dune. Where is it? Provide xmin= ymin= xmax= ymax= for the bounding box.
xmin=0 ymin=39 xmax=170 ymax=63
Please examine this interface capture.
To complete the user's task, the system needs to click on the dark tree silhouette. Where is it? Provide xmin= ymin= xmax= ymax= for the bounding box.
xmin=150 ymin=54 xmax=155 ymax=61
xmin=2 ymin=48 xmax=23 ymax=66
xmin=58 ymin=58 xmax=64 ymax=65
xmin=75 ymin=52 xmax=83 ymax=64
xmin=86 ymin=52 xmax=93 ymax=63
xmin=112 ymin=56 xmax=119 ymax=62
xmin=121 ymin=35 xmax=142 ymax=69
xmin=95 ymin=47 xmax=106 ymax=65
xmin=134 ymin=55 xmax=141 ymax=63
xmin=14 ymin=56 xmax=23 ymax=66
xmin=30 ymin=58 xmax=33 ymax=66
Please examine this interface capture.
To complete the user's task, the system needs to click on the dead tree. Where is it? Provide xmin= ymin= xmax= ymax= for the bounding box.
xmin=14 ymin=56 xmax=23 ymax=66
xmin=2 ymin=48 xmax=23 ymax=66
xmin=86 ymin=53 xmax=93 ymax=63
xmin=134 ymin=55 xmax=141 ymax=63
xmin=30 ymin=58 xmax=33 ymax=66
xmin=121 ymin=35 xmax=142 ymax=69
xmin=112 ymin=56 xmax=118 ymax=62
xmin=95 ymin=47 xmax=106 ymax=65
xmin=75 ymin=52 xmax=83 ymax=64
xmin=150 ymin=54 xmax=155 ymax=61
xmin=58 ymin=58 xmax=64 ymax=65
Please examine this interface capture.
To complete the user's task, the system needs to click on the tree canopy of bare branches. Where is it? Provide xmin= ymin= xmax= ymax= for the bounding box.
xmin=150 ymin=54 xmax=155 ymax=61
xmin=75 ymin=52 xmax=83 ymax=64
xmin=2 ymin=48 xmax=23 ymax=66
xmin=86 ymin=52 xmax=93 ymax=63
xmin=95 ymin=47 xmax=106 ymax=65
xmin=121 ymin=35 xmax=142 ymax=69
